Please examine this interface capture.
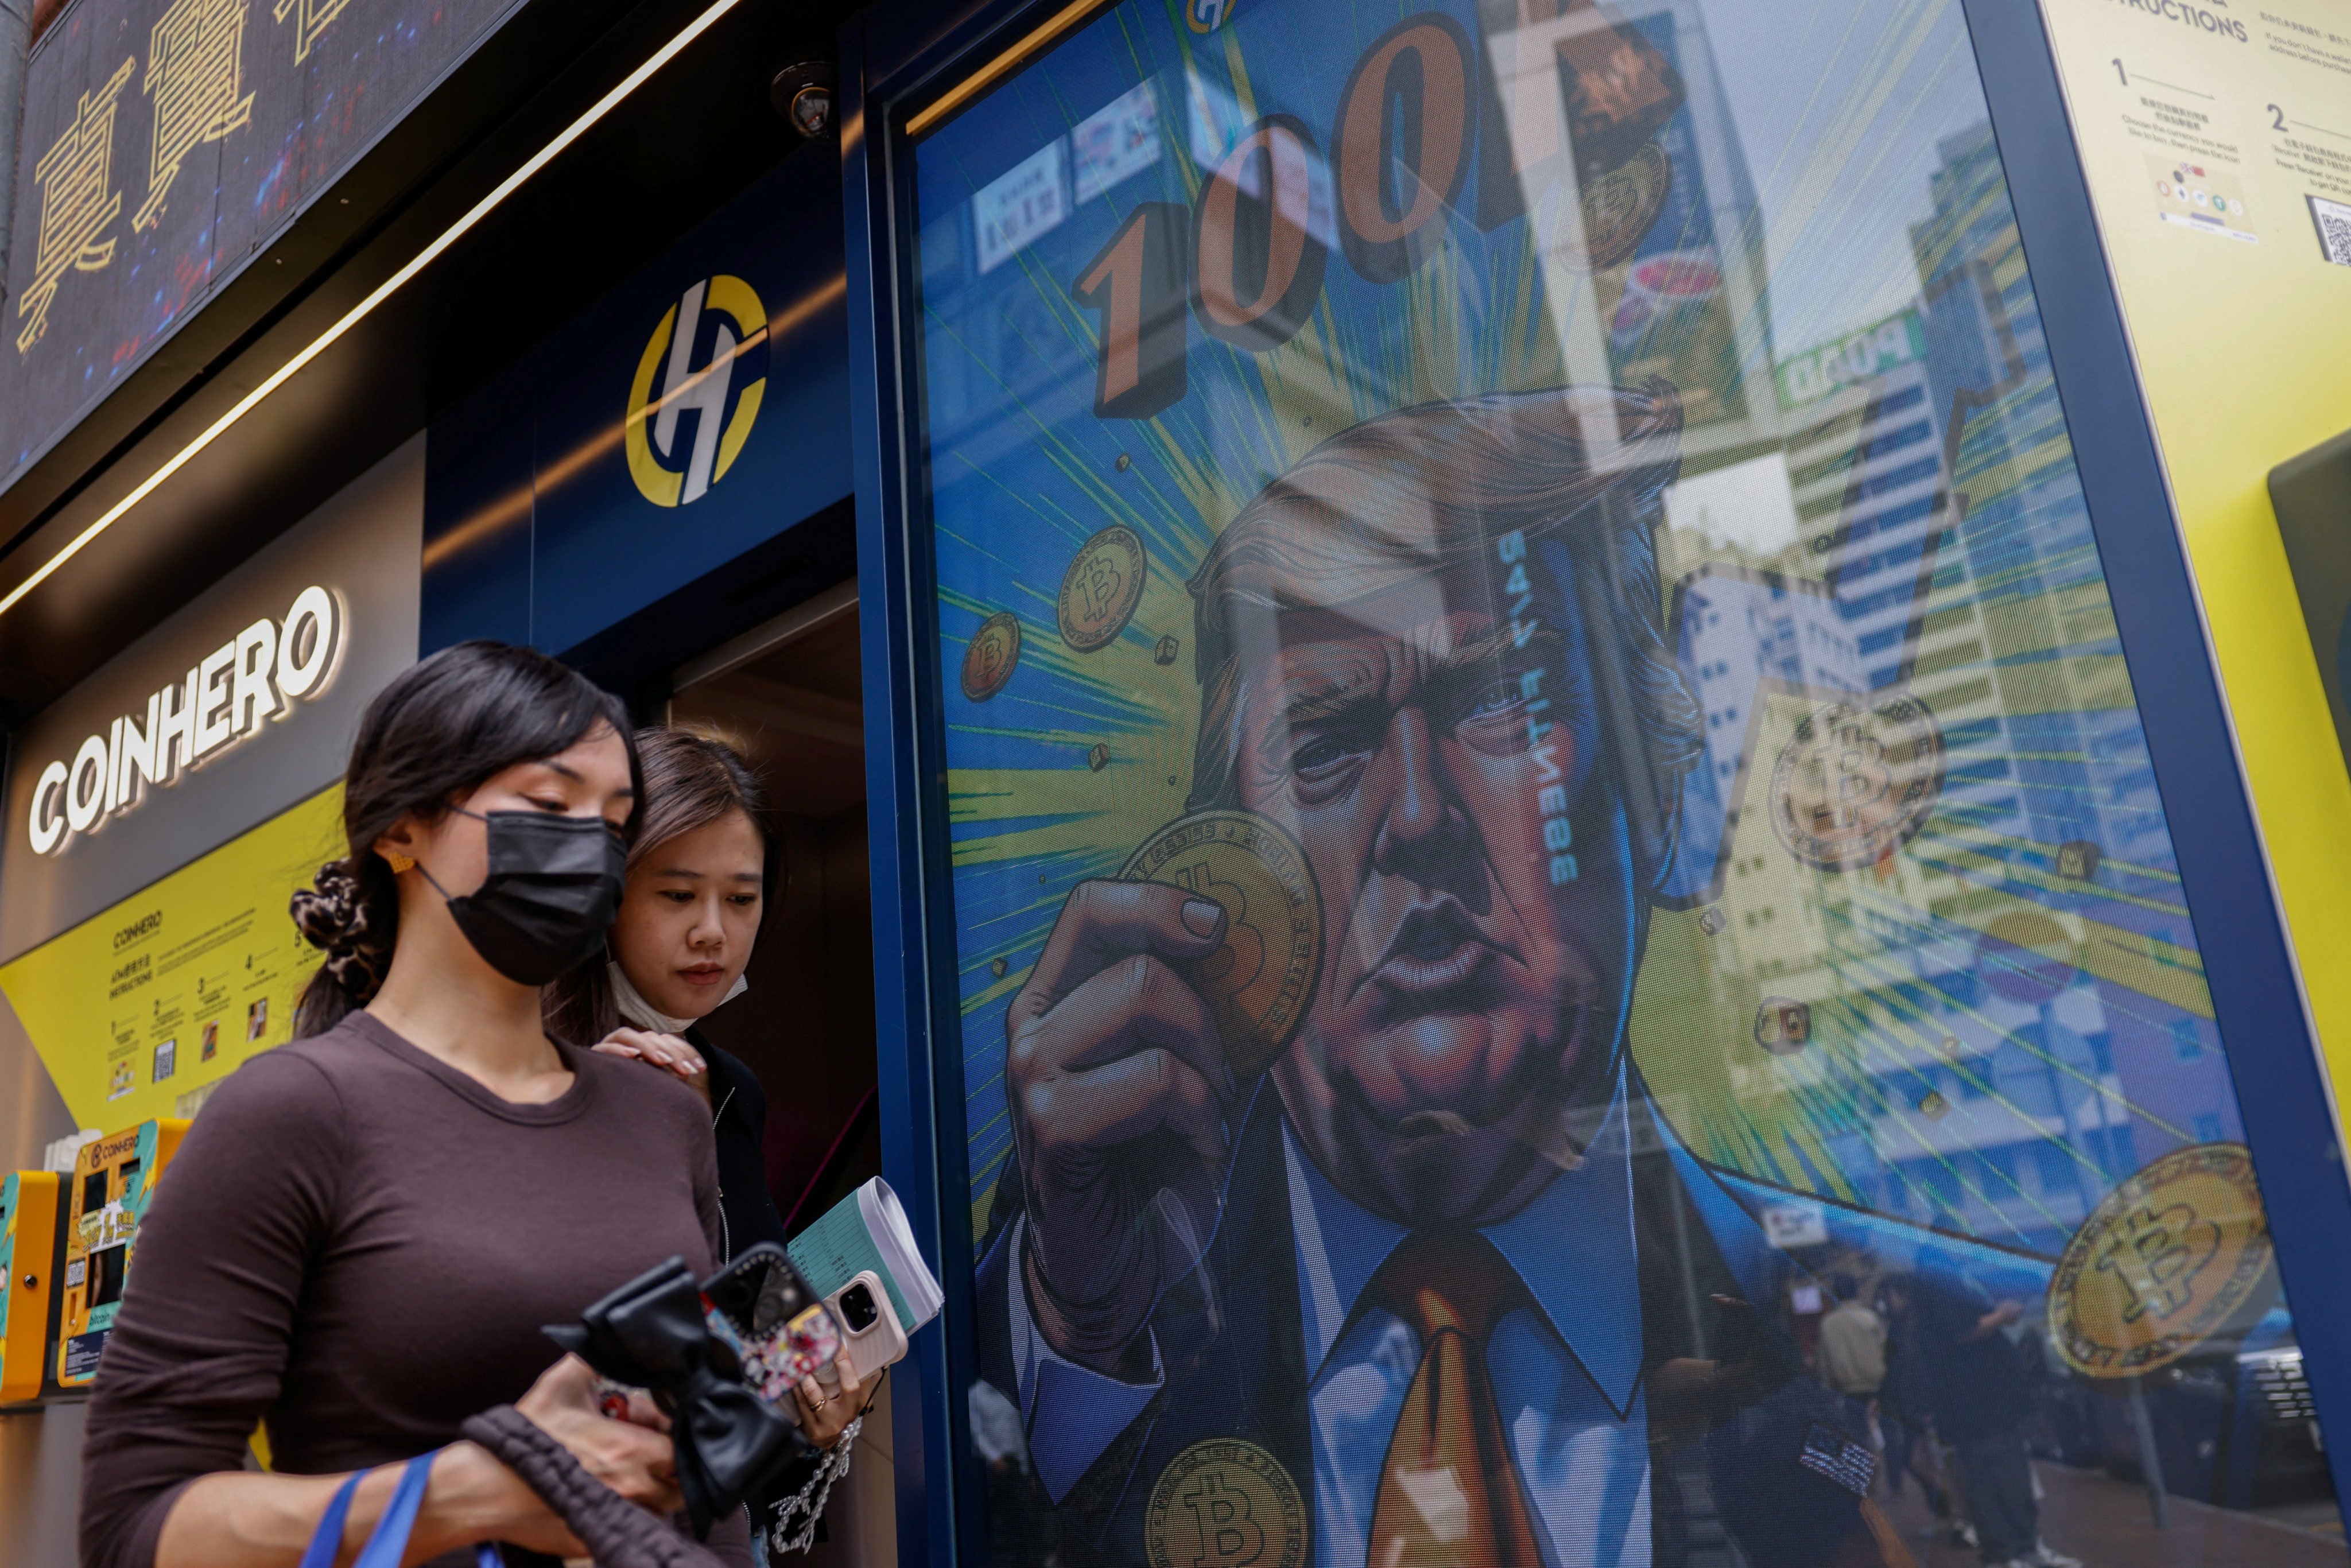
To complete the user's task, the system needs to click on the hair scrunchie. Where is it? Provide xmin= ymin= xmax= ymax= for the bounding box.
xmin=289 ymin=861 xmax=387 ymax=1002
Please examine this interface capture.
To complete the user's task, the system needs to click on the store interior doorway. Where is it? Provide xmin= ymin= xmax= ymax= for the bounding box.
xmin=666 ymin=579 xmax=892 ymax=1565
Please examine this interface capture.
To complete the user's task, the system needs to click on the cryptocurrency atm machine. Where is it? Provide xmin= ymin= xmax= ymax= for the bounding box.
xmin=0 ymin=1171 xmax=63 ymax=1403
xmin=57 ymin=1120 xmax=188 ymax=1388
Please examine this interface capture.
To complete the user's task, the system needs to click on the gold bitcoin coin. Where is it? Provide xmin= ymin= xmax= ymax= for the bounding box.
xmin=960 ymin=612 xmax=1022 ymax=701
xmin=2050 ymin=1142 xmax=2271 ymax=1379
xmin=1770 ymin=695 xmax=1945 ymax=873
xmin=1145 ymin=1439 xmax=1309 ymax=1568
xmin=1059 ymin=525 xmax=1148 ymax=652
xmin=1570 ymin=139 xmax=1673 ymax=273
xmin=1122 ymin=810 xmax=1322 ymax=1079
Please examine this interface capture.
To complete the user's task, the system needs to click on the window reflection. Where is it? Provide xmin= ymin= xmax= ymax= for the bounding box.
xmin=910 ymin=0 xmax=2346 ymax=1559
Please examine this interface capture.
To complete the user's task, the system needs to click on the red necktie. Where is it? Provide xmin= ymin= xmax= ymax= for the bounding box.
xmin=1364 ymin=1229 xmax=1546 ymax=1568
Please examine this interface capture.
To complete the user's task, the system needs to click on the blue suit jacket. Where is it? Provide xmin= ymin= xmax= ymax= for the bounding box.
xmin=976 ymin=1071 xmax=1899 ymax=1568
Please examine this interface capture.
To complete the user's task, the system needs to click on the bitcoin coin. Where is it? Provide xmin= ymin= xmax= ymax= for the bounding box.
xmin=960 ymin=612 xmax=1022 ymax=701
xmin=1569 ymin=139 xmax=1673 ymax=273
xmin=1145 ymin=1439 xmax=1308 ymax=1568
xmin=1753 ymin=998 xmax=1810 ymax=1055
xmin=1059 ymin=525 xmax=1148 ymax=652
xmin=1770 ymin=695 xmax=1945 ymax=873
xmin=2050 ymin=1142 xmax=2271 ymax=1379
xmin=2057 ymin=839 xmax=2102 ymax=880
xmin=1122 ymin=810 xmax=1322 ymax=1079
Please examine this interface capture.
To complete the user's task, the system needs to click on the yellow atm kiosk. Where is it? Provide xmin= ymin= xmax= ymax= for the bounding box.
xmin=0 ymin=1171 xmax=62 ymax=1403
xmin=57 ymin=1120 xmax=188 ymax=1388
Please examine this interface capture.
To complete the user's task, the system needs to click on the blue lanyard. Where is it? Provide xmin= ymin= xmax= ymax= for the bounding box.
xmin=297 ymin=1452 xmax=505 ymax=1568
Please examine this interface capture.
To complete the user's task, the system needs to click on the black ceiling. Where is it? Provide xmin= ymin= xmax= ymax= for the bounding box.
xmin=0 ymin=0 xmax=860 ymax=724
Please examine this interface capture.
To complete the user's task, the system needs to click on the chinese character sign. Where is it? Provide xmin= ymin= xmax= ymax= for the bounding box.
xmin=1 ymin=0 xmax=524 ymax=483
xmin=135 ymin=0 xmax=257 ymax=235
xmin=17 ymin=59 xmax=134 ymax=354
xmin=909 ymin=0 xmax=2341 ymax=1561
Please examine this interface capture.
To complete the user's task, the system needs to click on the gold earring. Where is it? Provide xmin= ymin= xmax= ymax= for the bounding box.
xmin=386 ymin=851 xmax=416 ymax=875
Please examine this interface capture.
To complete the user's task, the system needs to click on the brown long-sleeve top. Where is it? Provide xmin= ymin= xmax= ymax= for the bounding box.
xmin=79 ymin=1010 xmax=752 ymax=1568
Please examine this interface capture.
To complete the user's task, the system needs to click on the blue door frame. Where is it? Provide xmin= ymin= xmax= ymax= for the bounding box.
xmin=841 ymin=1 xmax=2351 ymax=1562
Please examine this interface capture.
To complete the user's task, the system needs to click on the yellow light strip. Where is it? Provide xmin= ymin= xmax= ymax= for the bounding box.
xmin=0 ymin=0 xmax=752 ymax=622
xmin=905 ymin=0 xmax=1108 ymax=136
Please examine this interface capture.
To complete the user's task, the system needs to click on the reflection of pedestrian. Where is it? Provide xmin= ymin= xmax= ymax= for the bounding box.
xmin=1817 ymin=1272 xmax=1885 ymax=1441
xmin=971 ymin=1380 xmax=1059 ymax=1568
xmin=1915 ymin=1268 xmax=2079 ymax=1568
xmin=1874 ymin=1276 xmax=1942 ymax=1509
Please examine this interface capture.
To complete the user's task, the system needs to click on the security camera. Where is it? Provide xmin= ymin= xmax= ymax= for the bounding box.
xmin=771 ymin=60 xmax=837 ymax=140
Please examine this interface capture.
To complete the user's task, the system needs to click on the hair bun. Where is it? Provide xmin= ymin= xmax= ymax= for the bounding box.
xmin=290 ymin=862 xmax=387 ymax=1000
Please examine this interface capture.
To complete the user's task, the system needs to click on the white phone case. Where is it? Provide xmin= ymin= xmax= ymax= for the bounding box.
xmin=817 ymin=1269 xmax=909 ymax=1387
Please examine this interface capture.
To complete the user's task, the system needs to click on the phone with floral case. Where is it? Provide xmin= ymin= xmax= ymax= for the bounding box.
xmin=700 ymin=1243 xmax=841 ymax=1407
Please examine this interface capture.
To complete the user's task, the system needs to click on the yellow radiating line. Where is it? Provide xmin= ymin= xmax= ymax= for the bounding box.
xmin=0 ymin=0 xmax=753 ymax=622
xmin=906 ymin=0 xmax=1114 ymax=136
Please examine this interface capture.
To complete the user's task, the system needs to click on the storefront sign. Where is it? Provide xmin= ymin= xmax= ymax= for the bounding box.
xmin=422 ymin=153 xmax=848 ymax=657
xmin=0 ymin=0 xmax=523 ymax=483
xmin=0 ymin=436 xmax=419 ymax=962
xmin=25 ymin=584 xmax=341 ymax=856
xmin=623 ymin=276 xmax=769 ymax=509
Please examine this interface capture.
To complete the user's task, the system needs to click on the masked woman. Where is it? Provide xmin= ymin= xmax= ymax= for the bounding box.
xmin=76 ymin=642 xmax=840 ymax=1568
xmin=542 ymin=729 xmax=867 ymax=1554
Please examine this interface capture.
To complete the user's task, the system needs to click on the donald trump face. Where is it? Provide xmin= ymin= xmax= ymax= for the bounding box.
xmin=1002 ymin=383 xmax=1698 ymax=1365
xmin=1189 ymin=382 xmax=1697 ymax=1225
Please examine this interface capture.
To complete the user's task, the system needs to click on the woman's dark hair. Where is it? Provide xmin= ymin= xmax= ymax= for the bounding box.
xmin=541 ymin=727 xmax=773 ymax=1045
xmin=289 ymin=641 xmax=642 ymax=1037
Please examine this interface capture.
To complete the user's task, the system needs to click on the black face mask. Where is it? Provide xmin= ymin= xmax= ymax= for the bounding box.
xmin=420 ymin=810 xmax=627 ymax=986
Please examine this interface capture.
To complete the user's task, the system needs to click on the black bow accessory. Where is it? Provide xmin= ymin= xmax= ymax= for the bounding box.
xmin=545 ymin=1257 xmax=809 ymax=1535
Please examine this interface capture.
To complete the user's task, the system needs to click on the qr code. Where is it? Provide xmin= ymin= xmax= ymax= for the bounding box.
xmin=2309 ymin=195 xmax=2351 ymax=266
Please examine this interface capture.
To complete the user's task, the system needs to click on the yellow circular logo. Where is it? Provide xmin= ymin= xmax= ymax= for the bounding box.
xmin=1186 ymin=0 xmax=1236 ymax=32
xmin=625 ymin=275 xmax=767 ymax=507
xmin=2050 ymin=1142 xmax=2272 ymax=1379
xmin=1145 ymin=1439 xmax=1308 ymax=1568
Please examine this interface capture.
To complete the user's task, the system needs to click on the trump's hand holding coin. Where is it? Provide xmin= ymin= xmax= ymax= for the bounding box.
xmin=1003 ymin=879 xmax=1235 ymax=1378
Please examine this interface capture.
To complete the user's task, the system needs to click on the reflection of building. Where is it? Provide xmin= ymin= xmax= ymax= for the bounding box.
xmin=1781 ymin=321 xmax=1947 ymax=690
xmin=1648 ymin=127 xmax=2244 ymax=1264
xmin=1665 ymin=312 xmax=1952 ymax=857
xmin=1820 ymin=126 xmax=2240 ymax=1255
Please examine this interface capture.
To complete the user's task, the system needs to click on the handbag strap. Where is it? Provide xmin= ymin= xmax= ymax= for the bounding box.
xmin=352 ymin=1453 xmax=436 ymax=1568
xmin=297 ymin=1472 xmax=366 ymax=1568
xmin=298 ymin=1451 xmax=506 ymax=1568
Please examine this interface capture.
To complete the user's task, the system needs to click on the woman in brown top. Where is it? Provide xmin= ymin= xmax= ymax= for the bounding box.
xmin=78 ymin=642 xmax=821 ymax=1568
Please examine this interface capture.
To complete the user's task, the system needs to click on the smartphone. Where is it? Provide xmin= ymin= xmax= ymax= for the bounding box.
xmin=815 ymin=1270 xmax=909 ymax=1388
xmin=700 ymin=1243 xmax=841 ymax=1407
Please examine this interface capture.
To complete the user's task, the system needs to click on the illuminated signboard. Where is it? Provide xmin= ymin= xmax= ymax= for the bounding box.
xmin=0 ymin=0 xmax=525 ymax=485
xmin=0 ymin=436 xmax=418 ymax=964
xmin=25 ymin=584 xmax=342 ymax=856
